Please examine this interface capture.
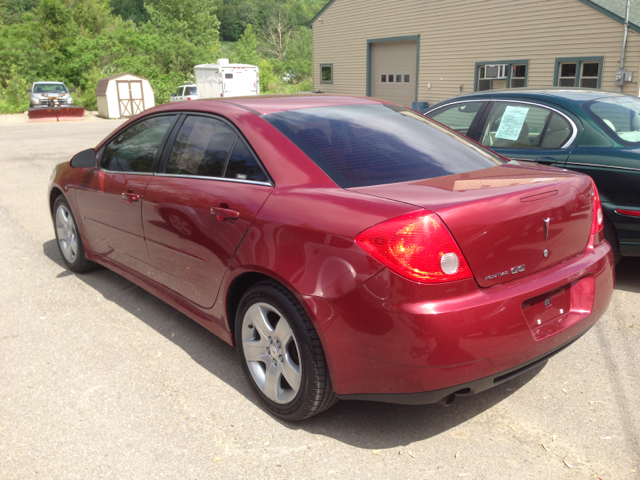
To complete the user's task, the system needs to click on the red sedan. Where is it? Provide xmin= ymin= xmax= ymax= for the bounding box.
xmin=49 ymin=95 xmax=614 ymax=420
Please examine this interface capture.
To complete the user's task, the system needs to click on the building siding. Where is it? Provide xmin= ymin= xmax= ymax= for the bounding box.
xmin=312 ymin=0 xmax=640 ymax=106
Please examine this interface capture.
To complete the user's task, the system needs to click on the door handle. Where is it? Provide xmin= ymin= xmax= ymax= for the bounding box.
xmin=535 ymin=157 xmax=558 ymax=166
xmin=121 ymin=192 xmax=141 ymax=203
xmin=211 ymin=206 xmax=240 ymax=221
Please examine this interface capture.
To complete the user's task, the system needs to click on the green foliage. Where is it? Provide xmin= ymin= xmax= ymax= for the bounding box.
xmin=233 ymin=24 xmax=260 ymax=65
xmin=109 ymin=0 xmax=149 ymax=24
xmin=0 ymin=0 xmax=321 ymax=114
xmin=283 ymin=26 xmax=311 ymax=81
xmin=0 ymin=65 xmax=29 ymax=113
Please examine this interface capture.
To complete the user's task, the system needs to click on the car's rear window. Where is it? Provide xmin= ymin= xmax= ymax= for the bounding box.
xmin=584 ymin=96 xmax=640 ymax=146
xmin=264 ymin=104 xmax=504 ymax=188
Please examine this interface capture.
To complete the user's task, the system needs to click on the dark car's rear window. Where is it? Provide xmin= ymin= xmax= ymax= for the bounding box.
xmin=264 ymin=104 xmax=504 ymax=188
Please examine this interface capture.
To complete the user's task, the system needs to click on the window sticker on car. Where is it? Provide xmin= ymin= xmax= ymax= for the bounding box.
xmin=495 ymin=106 xmax=529 ymax=141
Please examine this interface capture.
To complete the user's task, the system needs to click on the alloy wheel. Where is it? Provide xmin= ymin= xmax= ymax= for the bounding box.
xmin=241 ymin=302 xmax=302 ymax=404
xmin=56 ymin=204 xmax=78 ymax=263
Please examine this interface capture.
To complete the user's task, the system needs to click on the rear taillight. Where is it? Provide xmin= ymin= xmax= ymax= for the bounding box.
xmin=590 ymin=179 xmax=603 ymax=236
xmin=355 ymin=210 xmax=473 ymax=283
xmin=187 ymin=97 xmax=191 ymax=100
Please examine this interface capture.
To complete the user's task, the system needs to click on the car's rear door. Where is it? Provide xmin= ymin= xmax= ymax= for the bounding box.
xmin=474 ymin=100 xmax=579 ymax=166
xmin=141 ymin=113 xmax=273 ymax=308
xmin=76 ymin=114 xmax=177 ymax=273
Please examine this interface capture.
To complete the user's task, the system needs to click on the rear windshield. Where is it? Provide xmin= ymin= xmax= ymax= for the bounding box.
xmin=584 ymin=95 xmax=640 ymax=145
xmin=264 ymin=104 xmax=504 ymax=188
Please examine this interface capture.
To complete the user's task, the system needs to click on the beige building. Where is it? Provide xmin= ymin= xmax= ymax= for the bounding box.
xmin=310 ymin=0 xmax=640 ymax=108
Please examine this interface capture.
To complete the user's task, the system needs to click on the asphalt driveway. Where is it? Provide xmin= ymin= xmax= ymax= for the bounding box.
xmin=0 ymin=117 xmax=638 ymax=479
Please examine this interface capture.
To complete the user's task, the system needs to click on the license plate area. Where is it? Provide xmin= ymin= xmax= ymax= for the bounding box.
xmin=522 ymin=276 xmax=594 ymax=341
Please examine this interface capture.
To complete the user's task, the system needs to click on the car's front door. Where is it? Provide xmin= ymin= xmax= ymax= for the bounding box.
xmin=426 ymin=100 xmax=488 ymax=137
xmin=141 ymin=114 xmax=273 ymax=308
xmin=76 ymin=115 xmax=177 ymax=273
xmin=475 ymin=101 xmax=578 ymax=166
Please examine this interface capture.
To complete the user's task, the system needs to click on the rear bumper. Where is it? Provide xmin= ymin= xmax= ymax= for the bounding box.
xmin=338 ymin=329 xmax=587 ymax=405
xmin=304 ymin=240 xmax=614 ymax=399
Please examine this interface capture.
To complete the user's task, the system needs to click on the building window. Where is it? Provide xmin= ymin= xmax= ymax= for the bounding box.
xmin=404 ymin=74 xmax=410 ymax=83
xmin=475 ymin=61 xmax=528 ymax=92
xmin=395 ymin=74 xmax=402 ymax=83
xmin=581 ymin=62 xmax=600 ymax=88
xmin=320 ymin=64 xmax=333 ymax=84
xmin=381 ymin=74 xmax=387 ymax=82
xmin=554 ymin=57 xmax=603 ymax=88
xmin=388 ymin=74 xmax=394 ymax=83
xmin=511 ymin=64 xmax=526 ymax=88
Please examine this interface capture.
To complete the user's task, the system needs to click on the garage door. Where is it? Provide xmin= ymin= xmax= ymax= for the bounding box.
xmin=371 ymin=40 xmax=417 ymax=107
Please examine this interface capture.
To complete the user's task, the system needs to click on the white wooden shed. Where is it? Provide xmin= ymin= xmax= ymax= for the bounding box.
xmin=96 ymin=73 xmax=155 ymax=119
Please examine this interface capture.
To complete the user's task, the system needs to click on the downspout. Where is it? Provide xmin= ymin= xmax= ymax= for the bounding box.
xmin=618 ymin=0 xmax=631 ymax=93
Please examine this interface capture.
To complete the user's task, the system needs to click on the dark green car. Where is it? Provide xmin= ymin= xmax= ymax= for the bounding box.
xmin=424 ymin=88 xmax=640 ymax=263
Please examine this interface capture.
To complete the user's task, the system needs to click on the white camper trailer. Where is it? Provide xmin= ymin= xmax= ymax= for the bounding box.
xmin=195 ymin=59 xmax=259 ymax=99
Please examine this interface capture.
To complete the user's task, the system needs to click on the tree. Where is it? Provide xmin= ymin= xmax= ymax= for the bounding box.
xmin=233 ymin=23 xmax=259 ymax=65
xmin=283 ymin=26 xmax=311 ymax=82
xmin=109 ymin=0 xmax=150 ymax=24
xmin=262 ymin=10 xmax=292 ymax=63
xmin=145 ymin=0 xmax=221 ymax=50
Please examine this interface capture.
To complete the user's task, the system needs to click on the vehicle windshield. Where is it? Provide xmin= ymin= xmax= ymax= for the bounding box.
xmin=186 ymin=86 xmax=197 ymax=95
xmin=584 ymin=95 xmax=640 ymax=145
xmin=33 ymin=83 xmax=68 ymax=94
xmin=264 ymin=104 xmax=504 ymax=188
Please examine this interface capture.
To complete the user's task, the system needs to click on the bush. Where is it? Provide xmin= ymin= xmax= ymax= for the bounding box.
xmin=71 ymin=68 xmax=101 ymax=110
xmin=0 ymin=66 xmax=29 ymax=114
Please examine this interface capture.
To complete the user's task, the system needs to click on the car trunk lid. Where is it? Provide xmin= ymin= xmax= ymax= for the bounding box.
xmin=350 ymin=164 xmax=593 ymax=288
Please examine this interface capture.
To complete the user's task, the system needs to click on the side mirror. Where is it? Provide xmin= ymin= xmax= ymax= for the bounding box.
xmin=69 ymin=88 xmax=75 ymax=93
xmin=171 ymin=93 xmax=176 ymax=97
xmin=70 ymin=148 xmax=97 ymax=168
xmin=27 ymin=88 xmax=32 ymax=93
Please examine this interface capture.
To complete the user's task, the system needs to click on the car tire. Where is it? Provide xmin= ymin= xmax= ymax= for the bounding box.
xmin=236 ymin=280 xmax=338 ymax=421
xmin=53 ymin=196 xmax=98 ymax=273
xmin=603 ymin=216 xmax=621 ymax=265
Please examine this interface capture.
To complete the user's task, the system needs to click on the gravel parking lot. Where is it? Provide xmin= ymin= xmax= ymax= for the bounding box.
xmin=1 ymin=117 xmax=639 ymax=480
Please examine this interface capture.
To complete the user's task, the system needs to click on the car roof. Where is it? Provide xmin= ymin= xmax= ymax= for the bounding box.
xmin=200 ymin=94 xmax=385 ymax=115
xmin=33 ymin=81 xmax=66 ymax=85
xmin=428 ymin=88 xmax=630 ymax=110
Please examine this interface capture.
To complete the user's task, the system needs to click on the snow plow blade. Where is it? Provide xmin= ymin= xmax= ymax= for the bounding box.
xmin=58 ymin=107 xmax=85 ymax=121
xmin=28 ymin=107 xmax=85 ymax=122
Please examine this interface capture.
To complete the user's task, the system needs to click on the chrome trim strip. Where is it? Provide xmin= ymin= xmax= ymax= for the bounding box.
xmin=154 ymin=173 xmax=273 ymax=187
xmin=99 ymin=169 xmax=154 ymax=176
xmin=564 ymin=162 xmax=640 ymax=172
xmin=427 ymin=98 xmax=578 ymax=149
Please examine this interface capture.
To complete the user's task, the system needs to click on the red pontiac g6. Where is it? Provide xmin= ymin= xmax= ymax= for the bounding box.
xmin=49 ymin=95 xmax=614 ymax=420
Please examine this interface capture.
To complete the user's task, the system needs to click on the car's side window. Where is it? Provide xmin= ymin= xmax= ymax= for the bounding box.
xmin=165 ymin=116 xmax=238 ymax=178
xmin=480 ymin=102 xmax=569 ymax=149
xmin=225 ymin=140 xmax=268 ymax=182
xmin=428 ymin=102 xmax=483 ymax=135
xmin=177 ymin=87 xmax=184 ymax=97
xmin=101 ymin=116 xmax=175 ymax=173
xmin=539 ymin=113 xmax=572 ymax=148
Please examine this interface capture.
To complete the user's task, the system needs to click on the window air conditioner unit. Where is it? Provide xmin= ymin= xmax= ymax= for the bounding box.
xmin=485 ymin=64 xmax=508 ymax=79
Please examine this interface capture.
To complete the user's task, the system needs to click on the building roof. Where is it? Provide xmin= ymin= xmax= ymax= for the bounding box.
xmin=310 ymin=0 xmax=640 ymax=31
xmin=579 ymin=0 xmax=640 ymax=33
xmin=95 ymin=73 xmax=150 ymax=96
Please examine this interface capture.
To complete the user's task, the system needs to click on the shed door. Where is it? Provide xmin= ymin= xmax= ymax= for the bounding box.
xmin=117 ymin=80 xmax=145 ymax=117
xmin=371 ymin=40 xmax=417 ymax=107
